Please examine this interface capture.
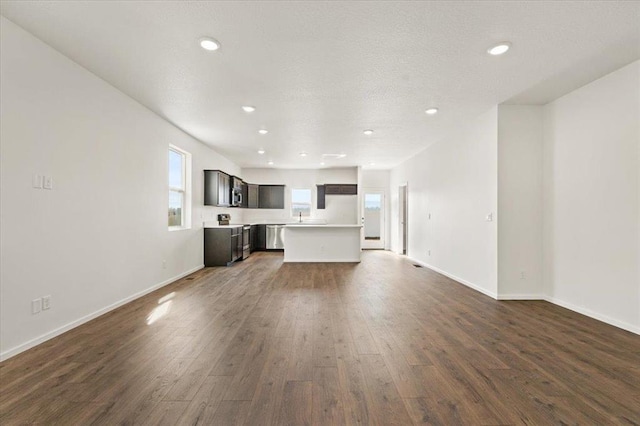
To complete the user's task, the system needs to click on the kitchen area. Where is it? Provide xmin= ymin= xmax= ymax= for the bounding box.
xmin=202 ymin=167 xmax=364 ymax=266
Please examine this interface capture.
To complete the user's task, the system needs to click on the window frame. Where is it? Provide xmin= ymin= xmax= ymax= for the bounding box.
xmin=291 ymin=187 xmax=312 ymax=218
xmin=168 ymin=144 xmax=192 ymax=231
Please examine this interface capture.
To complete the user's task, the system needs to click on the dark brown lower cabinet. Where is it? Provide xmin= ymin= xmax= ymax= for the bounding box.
xmin=204 ymin=227 xmax=243 ymax=266
xmin=250 ymin=225 xmax=266 ymax=251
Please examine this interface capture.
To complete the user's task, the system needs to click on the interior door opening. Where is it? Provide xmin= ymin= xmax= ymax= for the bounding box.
xmin=362 ymin=190 xmax=385 ymax=250
xmin=399 ymin=184 xmax=407 ymax=255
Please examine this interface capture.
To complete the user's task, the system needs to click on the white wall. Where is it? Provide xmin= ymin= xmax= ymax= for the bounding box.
xmin=0 ymin=18 xmax=241 ymax=359
xmin=387 ymin=62 xmax=639 ymax=334
xmin=390 ymin=108 xmax=499 ymax=297
xmin=497 ymin=105 xmax=544 ymax=299
xmin=240 ymin=167 xmax=358 ymax=224
xmin=542 ymin=60 xmax=639 ymax=333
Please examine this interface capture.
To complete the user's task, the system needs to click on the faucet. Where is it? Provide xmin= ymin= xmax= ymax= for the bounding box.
xmin=299 ymin=212 xmax=302 ymax=223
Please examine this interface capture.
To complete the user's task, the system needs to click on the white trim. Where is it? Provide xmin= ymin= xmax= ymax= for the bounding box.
xmin=497 ymin=293 xmax=544 ymax=300
xmin=399 ymin=183 xmax=408 ymax=255
xmin=0 ymin=265 xmax=204 ymax=361
xmin=543 ymin=296 xmax=639 ymax=335
xmin=168 ymin=144 xmax=192 ymax=230
xmin=408 ymin=257 xmax=498 ymax=299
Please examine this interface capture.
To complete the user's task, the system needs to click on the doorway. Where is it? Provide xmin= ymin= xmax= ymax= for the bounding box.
xmin=399 ymin=184 xmax=407 ymax=255
xmin=362 ymin=190 xmax=385 ymax=249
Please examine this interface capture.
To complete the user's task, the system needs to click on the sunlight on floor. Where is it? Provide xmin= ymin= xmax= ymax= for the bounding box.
xmin=158 ymin=292 xmax=176 ymax=304
xmin=146 ymin=300 xmax=172 ymax=325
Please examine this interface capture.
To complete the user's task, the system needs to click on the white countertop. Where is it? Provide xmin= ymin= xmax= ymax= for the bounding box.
xmin=245 ymin=220 xmax=328 ymax=225
xmin=284 ymin=224 xmax=362 ymax=228
xmin=203 ymin=222 xmax=243 ymax=228
xmin=204 ymin=221 xmax=359 ymax=228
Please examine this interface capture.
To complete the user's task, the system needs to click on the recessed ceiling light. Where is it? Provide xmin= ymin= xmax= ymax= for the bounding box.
xmin=338 ymin=154 xmax=347 ymax=158
xmin=369 ymin=162 xmax=375 ymax=166
xmin=363 ymin=129 xmax=374 ymax=136
xmin=425 ymin=108 xmax=439 ymax=115
xmin=258 ymin=149 xmax=265 ymax=155
xmin=199 ymin=37 xmax=221 ymax=51
xmin=320 ymin=162 xmax=325 ymax=166
xmin=267 ymin=160 xmax=274 ymax=165
xmin=258 ymin=129 xmax=268 ymax=135
xmin=242 ymin=105 xmax=256 ymax=113
xmin=299 ymin=152 xmax=308 ymax=157
xmin=487 ymin=42 xmax=511 ymax=56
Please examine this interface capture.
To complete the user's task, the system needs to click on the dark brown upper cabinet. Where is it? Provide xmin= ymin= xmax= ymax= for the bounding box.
xmin=258 ymin=185 xmax=285 ymax=209
xmin=324 ymin=184 xmax=358 ymax=195
xmin=317 ymin=184 xmax=357 ymax=210
xmin=204 ymin=170 xmax=231 ymax=207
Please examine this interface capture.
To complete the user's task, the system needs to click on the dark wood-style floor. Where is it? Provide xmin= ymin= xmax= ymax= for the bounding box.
xmin=1 ymin=251 xmax=639 ymax=425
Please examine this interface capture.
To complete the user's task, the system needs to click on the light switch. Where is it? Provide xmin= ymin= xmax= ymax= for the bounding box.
xmin=32 ymin=298 xmax=42 ymax=314
xmin=485 ymin=213 xmax=493 ymax=222
xmin=32 ymin=174 xmax=43 ymax=189
xmin=43 ymin=176 xmax=53 ymax=190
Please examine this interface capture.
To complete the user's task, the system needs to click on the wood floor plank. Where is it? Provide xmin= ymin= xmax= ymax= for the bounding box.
xmin=209 ymin=352 xmax=246 ymax=376
xmin=223 ymin=331 xmax=271 ymax=401
xmin=208 ymin=400 xmax=251 ymax=425
xmin=287 ymin=319 xmax=314 ymax=381
xmin=140 ymin=400 xmax=189 ymax=426
xmin=1 ymin=251 xmax=638 ymax=425
xmin=345 ymin=308 xmax=379 ymax=355
xmin=243 ymin=337 xmax=293 ymax=426
xmin=312 ymin=302 xmax=338 ymax=368
xmin=336 ymin=358 xmax=372 ymax=426
xmin=369 ymin=328 xmax=430 ymax=399
xmin=176 ymin=375 xmax=231 ymax=425
xmin=312 ymin=367 xmax=347 ymax=426
xmin=359 ymin=354 xmax=414 ymax=426
xmin=275 ymin=380 xmax=313 ymax=426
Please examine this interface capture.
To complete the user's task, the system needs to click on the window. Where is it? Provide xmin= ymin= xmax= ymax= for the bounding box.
xmin=291 ymin=188 xmax=311 ymax=217
xmin=364 ymin=193 xmax=382 ymax=211
xmin=168 ymin=145 xmax=191 ymax=229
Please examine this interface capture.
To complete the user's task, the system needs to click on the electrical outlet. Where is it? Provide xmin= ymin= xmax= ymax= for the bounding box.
xmin=520 ymin=271 xmax=526 ymax=280
xmin=162 ymin=260 xmax=167 ymax=269
xmin=428 ymin=250 xmax=431 ymax=256
xmin=32 ymin=174 xmax=43 ymax=189
xmin=42 ymin=295 xmax=51 ymax=310
xmin=43 ymin=176 xmax=53 ymax=190
xmin=428 ymin=213 xmax=431 ymax=220
xmin=485 ymin=213 xmax=493 ymax=222
xmin=32 ymin=298 xmax=42 ymax=314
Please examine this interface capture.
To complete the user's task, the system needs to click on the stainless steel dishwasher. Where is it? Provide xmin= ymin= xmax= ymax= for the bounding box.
xmin=266 ymin=225 xmax=285 ymax=249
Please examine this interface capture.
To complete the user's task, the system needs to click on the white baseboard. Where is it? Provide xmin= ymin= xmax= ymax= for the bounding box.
xmin=0 ymin=265 xmax=204 ymax=361
xmin=407 ymin=256 xmax=638 ymax=335
xmin=283 ymin=259 xmax=361 ymax=263
xmin=408 ymin=257 xmax=498 ymax=299
xmin=543 ymin=296 xmax=639 ymax=335
xmin=497 ymin=293 xmax=544 ymax=300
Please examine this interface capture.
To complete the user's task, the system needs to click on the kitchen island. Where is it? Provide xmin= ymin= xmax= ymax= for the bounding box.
xmin=283 ymin=224 xmax=363 ymax=263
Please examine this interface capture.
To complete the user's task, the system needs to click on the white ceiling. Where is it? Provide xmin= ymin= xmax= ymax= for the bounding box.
xmin=1 ymin=1 xmax=639 ymax=169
